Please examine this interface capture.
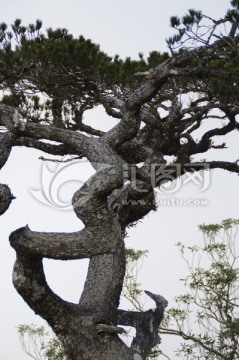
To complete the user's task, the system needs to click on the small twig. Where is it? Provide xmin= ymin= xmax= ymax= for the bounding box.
xmin=38 ymin=156 xmax=82 ymax=163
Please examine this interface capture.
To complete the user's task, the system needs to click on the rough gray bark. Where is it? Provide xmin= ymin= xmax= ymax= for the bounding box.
xmin=0 ymin=131 xmax=15 ymax=215
xmin=0 ymin=21 xmax=239 ymax=360
xmin=0 ymin=183 xmax=14 ymax=215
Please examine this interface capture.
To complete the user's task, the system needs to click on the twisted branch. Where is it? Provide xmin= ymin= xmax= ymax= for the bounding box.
xmin=118 ymin=291 xmax=168 ymax=360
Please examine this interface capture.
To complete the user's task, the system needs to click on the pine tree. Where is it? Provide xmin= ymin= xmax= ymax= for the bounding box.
xmin=0 ymin=1 xmax=239 ymax=359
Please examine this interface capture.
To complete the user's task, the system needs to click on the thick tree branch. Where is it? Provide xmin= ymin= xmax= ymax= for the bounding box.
xmin=191 ymin=112 xmax=236 ymax=154
xmin=0 ymin=103 xmax=91 ymax=156
xmin=101 ymin=59 xmax=178 ymax=148
xmin=76 ymin=121 xmax=105 ymax=136
xmin=101 ymin=98 xmax=123 ymax=119
xmin=207 ymin=160 xmax=239 ymax=173
xmin=102 ymin=39 xmax=238 ymax=150
xmin=14 ymin=137 xmax=74 ymax=156
xmin=10 ymin=225 xmax=119 ymax=260
xmin=12 ymin=254 xmax=80 ymax=329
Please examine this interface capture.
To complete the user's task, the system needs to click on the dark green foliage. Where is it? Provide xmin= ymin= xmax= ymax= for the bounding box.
xmin=0 ymin=19 xmax=171 ymax=130
xmin=166 ymin=2 xmax=239 ymax=104
xmin=147 ymin=51 xmax=169 ymax=68
xmin=167 ymin=9 xmax=202 ymax=47
xmin=170 ymin=16 xmax=181 ymax=28
xmin=207 ymin=56 xmax=239 ymax=101
xmin=2 ymin=93 xmax=26 ymax=107
xmin=0 ymin=20 xmax=171 ymax=129
xmin=182 ymin=9 xmax=202 ymax=28
xmin=231 ymin=0 xmax=239 ymax=11
xmin=0 ymin=21 xmax=168 ymax=92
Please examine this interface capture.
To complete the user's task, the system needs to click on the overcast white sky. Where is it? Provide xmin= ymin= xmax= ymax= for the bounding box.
xmin=0 ymin=1 xmax=238 ymax=359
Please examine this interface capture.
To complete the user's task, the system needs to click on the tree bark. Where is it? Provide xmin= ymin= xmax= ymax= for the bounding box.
xmin=9 ymin=153 xmax=165 ymax=359
xmin=0 ymin=131 xmax=15 ymax=215
xmin=3 ymin=106 xmax=164 ymax=359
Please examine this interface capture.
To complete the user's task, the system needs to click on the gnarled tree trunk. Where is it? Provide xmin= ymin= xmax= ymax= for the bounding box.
xmin=1 ymin=102 xmax=166 ymax=360
xmin=9 ymin=157 xmax=166 ymax=360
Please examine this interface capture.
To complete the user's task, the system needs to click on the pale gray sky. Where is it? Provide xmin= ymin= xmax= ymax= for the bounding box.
xmin=0 ymin=1 xmax=238 ymax=359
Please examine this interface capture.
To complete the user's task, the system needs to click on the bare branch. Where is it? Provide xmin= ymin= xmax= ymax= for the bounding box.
xmin=118 ymin=291 xmax=167 ymax=360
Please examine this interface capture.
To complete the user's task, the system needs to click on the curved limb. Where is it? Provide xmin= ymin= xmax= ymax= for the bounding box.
xmin=12 ymin=253 xmax=81 ymax=329
xmin=10 ymin=225 xmax=119 ymax=260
